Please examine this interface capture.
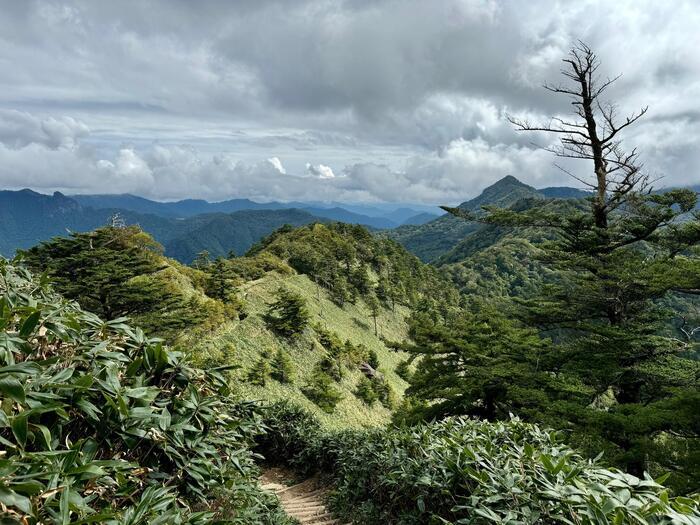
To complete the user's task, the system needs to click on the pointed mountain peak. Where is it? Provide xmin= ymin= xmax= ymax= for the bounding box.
xmin=487 ymin=175 xmax=532 ymax=190
xmin=459 ymin=175 xmax=541 ymax=211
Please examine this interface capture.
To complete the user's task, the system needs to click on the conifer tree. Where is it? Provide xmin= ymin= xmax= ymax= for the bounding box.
xmin=367 ymin=348 xmax=380 ymax=370
xmin=355 ymin=376 xmax=378 ymax=405
xmin=439 ymin=42 xmax=700 ymax=488
xmin=366 ymin=292 xmax=381 ymax=336
xmin=205 ymin=257 xmax=239 ymax=303
xmin=302 ymin=370 xmax=343 ymax=413
xmin=192 ymin=250 xmax=211 ymax=269
xmin=265 ymin=288 xmax=311 ymax=337
xmin=21 ymin=226 xmax=172 ymax=320
xmin=247 ymin=357 xmax=272 ymax=386
xmin=270 ymin=348 xmax=295 ymax=384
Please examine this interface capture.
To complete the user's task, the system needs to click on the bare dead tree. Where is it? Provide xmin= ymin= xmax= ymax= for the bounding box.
xmin=507 ymin=41 xmax=649 ymax=229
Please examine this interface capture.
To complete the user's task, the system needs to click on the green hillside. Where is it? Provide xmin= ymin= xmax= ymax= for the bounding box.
xmin=193 ymin=271 xmax=411 ymax=428
xmin=20 ymin=222 xmax=451 ymax=429
xmin=188 ymin=222 xmax=459 ymax=427
xmin=382 ymin=175 xmax=544 ymax=262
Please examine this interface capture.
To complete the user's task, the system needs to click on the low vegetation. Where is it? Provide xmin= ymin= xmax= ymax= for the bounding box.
xmin=259 ymin=402 xmax=700 ymax=524
xmin=0 ymin=260 xmax=291 ymax=524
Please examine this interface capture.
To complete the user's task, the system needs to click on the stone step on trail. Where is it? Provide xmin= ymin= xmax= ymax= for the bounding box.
xmin=261 ymin=467 xmax=351 ymax=525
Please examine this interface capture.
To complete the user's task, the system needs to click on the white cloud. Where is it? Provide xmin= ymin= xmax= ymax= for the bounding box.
xmin=267 ymin=156 xmax=286 ymax=174
xmin=0 ymin=2 xmax=699 ymax=199
xmin=0 ymin=109 xmax=89 ymax=150
xmin=306 ymin=163 xmax=336 ymax=179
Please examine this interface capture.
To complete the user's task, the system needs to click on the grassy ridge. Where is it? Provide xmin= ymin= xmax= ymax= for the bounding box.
xmin=191 ymin=271 xmax=411 ymax=428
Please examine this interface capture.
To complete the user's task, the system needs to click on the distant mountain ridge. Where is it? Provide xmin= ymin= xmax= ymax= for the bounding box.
xmin=70 ymin=193 xmax=441 ymax=227
xmin=0 ymin=189 xmax=432 ymax=262
xmin=4 ymin=177 xmax=685 ymax=265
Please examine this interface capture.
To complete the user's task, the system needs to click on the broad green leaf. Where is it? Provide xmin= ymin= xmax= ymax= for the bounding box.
xmin=0 ymin=376 xmax=25 ymax=403
xmin=19 ymin=310 xmax=41 ymax=338
xmin=11 ymin=414 xmax=28 ymax=447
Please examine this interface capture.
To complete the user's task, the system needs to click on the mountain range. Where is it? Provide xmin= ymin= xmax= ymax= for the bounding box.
xmin=0 ymin=190 xmax=441 ymax=263
xmin=7 ymin=177 xmax=679 ymax=265
xmin=70 ymin=193 xmax=441 ymax=227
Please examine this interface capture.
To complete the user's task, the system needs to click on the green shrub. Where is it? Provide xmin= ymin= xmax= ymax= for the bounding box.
xmin=316 ymin=355 xmax=344 ymax=382
xmin=367 ymin=348 xmax=380 ymax=369
xmin=247 ymin=357 xmax=272 ymax=386
xmin=259 ymin=403 xmax=700 ymax=525
xmin=301 ymin=371 xmax=343 ymax=413
xmin=355 ymin=376 xmax=395 ymax=408
xmin=255 ymin=401 xmax=323 ymax=472
xmin=0 ymin=260 xmax=290 ymax=524
xmin=355 ymin=376 xmax=379 ymax=405
xmin=327 ymin=418 xmax=700 ymax=524
xmin=395 ymin=359 xmax=413 ymax=381
xmin=371 ymin=375 xmax=396 ymax=409
xmin=343 ymin=340 xmax=370 ymax=366
xmin=314 ymin=324 xmax=368 ymax=367
xmin=270 ymin=349 xmax=295 ymax=384
xmin=314 ymin=324 xmax=345 ymax=356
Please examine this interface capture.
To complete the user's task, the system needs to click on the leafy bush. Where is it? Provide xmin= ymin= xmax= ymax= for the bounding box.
xmin=371 ymin=375 xmax=396 ymax=409
xmin=355 ymin=376 xmax=395 ymax=408
xmin=0 ymin=260 xmax=290 ymax=524
xmin=395 ymin=359 xmax=413 ymax=381
xmin=355 ymin=376 xmax=379 ymax=405
xmin=314 ymin=324 xmax=369 ymax=367
xmin=316 ymin=354 xmax=344 ymax=382
xmin=259 ymin=403 xmax=700 ymax=525
xmin=255 ymin=401 xmax=323 ymax=473
xmin=247 ymin=357 xmax=272 ymax=386
xmin=367 ymin=348 xmax=380 ymax=369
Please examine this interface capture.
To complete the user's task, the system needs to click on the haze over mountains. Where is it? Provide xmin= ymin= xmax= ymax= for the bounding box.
xmin=1 ymin=189 xmax=439 ymax=261
xmin=6 ymin=177 xmax=697 ymax=266
xmin=1 ymin=176 xmax=588 ymax=263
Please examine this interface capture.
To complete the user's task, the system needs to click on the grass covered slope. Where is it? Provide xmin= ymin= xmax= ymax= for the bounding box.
xmin=21 ymin=222 xmax=449 ymax=430
xmin=193 ymin=270 xmax=412 ymax=428
xmin=190 ymin=222 xmax=458 ymax=428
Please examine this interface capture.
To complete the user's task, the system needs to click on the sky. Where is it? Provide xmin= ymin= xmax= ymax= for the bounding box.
xmin=0 ymin=0 xmax=698 ymax=204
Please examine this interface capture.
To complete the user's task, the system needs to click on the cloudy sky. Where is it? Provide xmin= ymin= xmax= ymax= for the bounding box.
xmin=0 ymin=0 xmax=698 ymax=203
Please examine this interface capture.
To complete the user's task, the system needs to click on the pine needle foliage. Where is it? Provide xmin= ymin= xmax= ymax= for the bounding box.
xmin=264 ymin=288 xmax=310 ymax=337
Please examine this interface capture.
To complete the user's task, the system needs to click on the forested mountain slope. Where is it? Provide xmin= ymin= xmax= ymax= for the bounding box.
xmin=381 ymin=175 xmax=546 ymax=261
xmin=20 ymin=223 xmax=456 ymax=427
xmin=162 ymin=209 xmax=326 ymax=263
xmin=5 ymin=240 xmax=697 ymax=523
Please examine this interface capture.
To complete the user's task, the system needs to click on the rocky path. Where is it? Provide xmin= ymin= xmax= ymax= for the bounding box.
xmin=261 ymin=467 xmax=348 ymax=525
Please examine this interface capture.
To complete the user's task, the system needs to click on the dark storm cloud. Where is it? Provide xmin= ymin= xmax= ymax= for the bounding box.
xmin=0 ymin=0 xmax=698 ymax=202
